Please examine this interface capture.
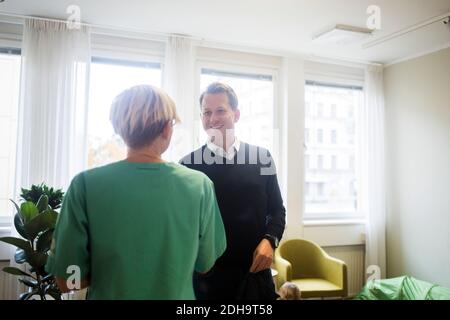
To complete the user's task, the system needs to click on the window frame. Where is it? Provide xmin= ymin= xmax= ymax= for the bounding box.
xmin=195 ymin=59 xmax=282 ymax=176
xmin=303 ymin=77 xmax=365 ymax=221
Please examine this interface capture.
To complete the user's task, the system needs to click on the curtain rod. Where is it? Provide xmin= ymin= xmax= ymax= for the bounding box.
xmin=0 ymin=10 xmax=379 ymax=67
xmin=363 ymin=12 xmax=450 ymax=49
xmin=0 ymin=10 xmax=201 ymax=41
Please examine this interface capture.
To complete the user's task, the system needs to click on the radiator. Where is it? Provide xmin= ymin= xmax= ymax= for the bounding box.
xmin=323 ymin=245 xmax=365 ymax=297
xmin=0 ymin=260 xmax=11 ymax=300
xmin=0 ymin=260 xmax=87 ymax=300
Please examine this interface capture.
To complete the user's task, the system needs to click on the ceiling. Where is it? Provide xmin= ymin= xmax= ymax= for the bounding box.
xmin=0 ymin=0 xmax=449 ymax=64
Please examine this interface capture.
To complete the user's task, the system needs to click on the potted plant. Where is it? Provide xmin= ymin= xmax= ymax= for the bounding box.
xmin=0 ymin=183 xmax=64 ymax=300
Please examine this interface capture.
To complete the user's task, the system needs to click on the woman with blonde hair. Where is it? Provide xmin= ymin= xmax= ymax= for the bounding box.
xmin=46 ymin=85 xmax=226 ymax=299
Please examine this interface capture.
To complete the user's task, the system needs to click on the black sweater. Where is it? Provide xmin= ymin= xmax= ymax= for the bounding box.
xmin=180 ymin=143 xmax=286 ymax=269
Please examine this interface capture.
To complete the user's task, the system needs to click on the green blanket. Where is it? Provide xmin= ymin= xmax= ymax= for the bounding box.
xmin=355 ymin=276 xmax=450 ymax=300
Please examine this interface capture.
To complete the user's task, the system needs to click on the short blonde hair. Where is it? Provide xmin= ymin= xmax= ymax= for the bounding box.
xmin=110 ymin=85 xmax=180 ymax=148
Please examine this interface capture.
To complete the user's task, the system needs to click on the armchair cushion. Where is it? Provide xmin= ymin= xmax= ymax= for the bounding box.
xmin=292 ymin=279 xmax=343 ymax=298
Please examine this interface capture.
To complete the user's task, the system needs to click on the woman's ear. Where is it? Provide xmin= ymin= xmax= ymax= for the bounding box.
xmin=162 ymin=121 xmax=173 ymax=140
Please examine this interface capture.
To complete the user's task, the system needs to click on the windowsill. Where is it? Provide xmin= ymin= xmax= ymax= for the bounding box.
xmin=301 ymin=219 xmax=366 ymax=246
xmin=303 ymin=219 xmax=366 ymax=227
xmin=0 ymin=225 xmax=12 ymax=260
xmin=0 ymin=219 xmax=12 ymax=235
xmin=0 ymin=226 xmax=12 ymax=235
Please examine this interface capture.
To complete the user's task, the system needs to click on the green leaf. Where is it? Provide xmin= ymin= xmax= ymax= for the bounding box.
xmin=20 ymin=185 xmax=41 ymax=204
xmin=2 ymin=267 xmax=34 ymax=278
xmin=20 ymin=183 xmax=64 ymax=210
xmin=0 ymin=237 xmax=32 ymax=252
xmin=14 ymin=213 xmax=28 ymax=239
xmin=20 ymin=201 xmax=39 ymax=223
xmin=24 ymin=210 xmax=58 ymax=241
xmin=36 ymin=229 xmax=54 ymax=253
xmin=14 ymin=248 xmax=27 ymax=264
xmin=27 ymin=251 xmax=47 ymax=269
xmin=10 ymin=199 xmax=21 ymax=216
xmin=20 ymin=187 xmax=28 ymax=198
xmin=36 ymin=194 xmax=49 ymax=212
xmin=42 ymin=274 xmax=54 ymax=282
xmin=19 ymin=278 xmax=38 ymax=288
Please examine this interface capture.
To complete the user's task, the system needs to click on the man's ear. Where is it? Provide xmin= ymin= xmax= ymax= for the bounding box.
xmin=234 ymin=109 xmax=240 ymax=123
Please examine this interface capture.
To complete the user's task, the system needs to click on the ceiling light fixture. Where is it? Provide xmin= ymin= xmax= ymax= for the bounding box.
xmin=312 ymin=24 xmax=373 ymax=45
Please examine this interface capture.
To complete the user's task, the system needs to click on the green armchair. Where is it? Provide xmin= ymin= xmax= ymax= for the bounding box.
xmin=274 ymin=238 xmax=348 ymax=299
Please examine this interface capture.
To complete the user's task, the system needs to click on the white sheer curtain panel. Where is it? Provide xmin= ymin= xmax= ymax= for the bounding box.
xmin=163 ymin=35 xmax=196 ymax=162
xmin=6 ymin=18 xmax=91 ymax=299
xmin=359 ymin=65 xmax=387 ymax=280
xmin=15 ymin=18 xmax=91 ymax=191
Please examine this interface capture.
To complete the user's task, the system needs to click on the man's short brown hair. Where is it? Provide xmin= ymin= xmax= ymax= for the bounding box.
xmin=199 ymin=82 xmax=238 ymax=110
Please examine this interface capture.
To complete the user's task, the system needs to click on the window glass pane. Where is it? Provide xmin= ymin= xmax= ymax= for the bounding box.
xmin=317 ymin=129 xmax=323 ymax=143
xmin=304 ymin=82 xmax=362 ymax=219
xmin=199 ymin=69 xmax=274 ymax=153
xmin=87 ymin=59 xmax=162 ymax=168
xmin=0 ymin=52 xmax=20 ymax=218
xmin=331 ymin=129 xmax=337 ymax=144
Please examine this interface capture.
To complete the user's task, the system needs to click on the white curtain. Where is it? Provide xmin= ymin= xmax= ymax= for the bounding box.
xmin=359 ymin=65 xmax=387 ymax=280
xmin=7 ymin=18 xmax=91 ymax=299
xmin=163 ymin=35 xmax=196 ymax=162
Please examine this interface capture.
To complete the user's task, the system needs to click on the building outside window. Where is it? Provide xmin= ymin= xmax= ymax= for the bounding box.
xmin=304 ymin=81 xmax=363 ymax=219
xmin=317 ymin=129 xmax=324 ymax=144
xmin=331 ymin=129 xmax=337 ymax=144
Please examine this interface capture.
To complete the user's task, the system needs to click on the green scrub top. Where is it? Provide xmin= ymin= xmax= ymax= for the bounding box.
xmin=46 ymin=160 xmax=226 ymax=299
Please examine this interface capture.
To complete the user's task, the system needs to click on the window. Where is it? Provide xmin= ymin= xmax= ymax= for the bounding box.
xmin=317 ymin=155 xmax=324 ymax=170
xmin=305 ymin=102 xmax=311 ymax=116
xmin=305 ymin=128 xmax=310 ymax=143
xmin=317 ymin=129 xmax=323 ymax=143
xmin=331 ymin=104 xmax=337 ymax=118
xmin=305 ymin=182 xmax=311 ymax=197
xmin=347 ymin=105 xmax=354 ymax=118
xmin=331 ymin=155 xmax=337 ymax=170
xmin=304 ymin=81 xmax=363 ymax=219
xmin=87 ymin=57 xmax=162 ymax=168
xmin=331 ymin=129 xmax=337 ymax=144
xmin=199 ymin=68 xmax=275 ymax=153
xmin=317 ymin=183 xmax=325 ymax=197
xmin=0 ymin=49 xmax=21 ymax=221
xmin=317 ymin=103 xmax=324 ymax=117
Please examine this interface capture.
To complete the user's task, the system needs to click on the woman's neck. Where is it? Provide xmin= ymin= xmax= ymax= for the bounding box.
xmin=126 ymin=147 xmax=164 ymax=163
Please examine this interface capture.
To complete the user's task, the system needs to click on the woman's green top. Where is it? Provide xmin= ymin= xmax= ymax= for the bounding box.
xmin=46 ymin=161 xmax=226 ymax=299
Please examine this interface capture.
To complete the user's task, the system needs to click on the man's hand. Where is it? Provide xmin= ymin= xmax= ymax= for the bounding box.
xmin=249 ymin=238 xmax=274 ymax=273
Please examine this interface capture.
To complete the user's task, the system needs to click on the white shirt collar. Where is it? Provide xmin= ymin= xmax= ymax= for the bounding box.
xmin=206 ymin=137 xmax=241 ymax=160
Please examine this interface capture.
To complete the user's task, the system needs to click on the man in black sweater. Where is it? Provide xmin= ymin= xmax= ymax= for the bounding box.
xmin=180 ymin=82 xmax=286 ymax=300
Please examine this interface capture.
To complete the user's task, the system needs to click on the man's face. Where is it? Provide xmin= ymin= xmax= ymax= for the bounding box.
xmin=201 ymin=92 xmax=240 ymax=142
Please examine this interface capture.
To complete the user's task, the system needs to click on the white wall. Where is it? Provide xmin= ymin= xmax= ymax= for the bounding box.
xmin=384 ymin=48 xmax=450 ymax=287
